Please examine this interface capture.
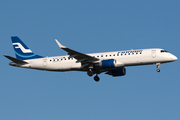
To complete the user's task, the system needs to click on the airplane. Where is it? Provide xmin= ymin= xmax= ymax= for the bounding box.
xmin=4 ymin=36 xmax=178 ymax=82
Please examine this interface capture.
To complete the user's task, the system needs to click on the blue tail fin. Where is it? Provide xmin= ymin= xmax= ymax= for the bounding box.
xmin=11 ymin=36 xmax=43 ymax=60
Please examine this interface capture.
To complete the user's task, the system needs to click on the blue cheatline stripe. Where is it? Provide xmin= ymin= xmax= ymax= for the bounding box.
xmin=15 ymin=51 xmax=36 ymax=58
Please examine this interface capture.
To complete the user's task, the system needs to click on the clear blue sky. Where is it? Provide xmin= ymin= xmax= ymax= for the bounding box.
xmin=0 ymin=0 xmax=180 ymax=120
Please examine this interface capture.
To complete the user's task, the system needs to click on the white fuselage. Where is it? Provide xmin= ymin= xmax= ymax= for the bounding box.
xmin=6 ymin=36 xmax=177 ymax=81
xmin=19 ymin=48 xmax=177 ymax=72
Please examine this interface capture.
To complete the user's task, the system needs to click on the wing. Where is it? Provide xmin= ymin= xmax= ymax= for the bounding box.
xmin=55 ymin=39 xmax=99 ymax=67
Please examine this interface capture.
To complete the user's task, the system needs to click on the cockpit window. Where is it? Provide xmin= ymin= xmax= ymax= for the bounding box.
xmin=161 ymin=50 xmax=168 ymax=53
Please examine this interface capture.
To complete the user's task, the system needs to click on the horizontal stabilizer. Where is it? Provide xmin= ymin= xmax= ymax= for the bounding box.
xmin=3 ymin=55 xmax=28 ymax=64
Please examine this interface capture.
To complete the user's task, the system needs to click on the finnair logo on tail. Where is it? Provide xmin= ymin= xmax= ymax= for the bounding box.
xmin=13 ymin=43 xmax=32 ymax=53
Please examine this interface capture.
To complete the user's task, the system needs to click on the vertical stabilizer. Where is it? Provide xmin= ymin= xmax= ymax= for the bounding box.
xmin=11 ymin=36 xmax=43 ymax=60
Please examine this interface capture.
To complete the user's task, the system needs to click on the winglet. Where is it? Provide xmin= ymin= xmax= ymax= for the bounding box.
xmin=55 ymin=39 xmax=66 ymax=48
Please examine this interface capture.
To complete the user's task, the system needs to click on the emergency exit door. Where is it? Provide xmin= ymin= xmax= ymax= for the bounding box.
xmin=43 ymin=59 xmax=47 ymax=67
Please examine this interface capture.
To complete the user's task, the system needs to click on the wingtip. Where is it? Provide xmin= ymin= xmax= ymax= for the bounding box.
xmin=3 ymin=55 xmax=9 ymax=58
xmin=55 ymin=39 xmax=66 ymax=48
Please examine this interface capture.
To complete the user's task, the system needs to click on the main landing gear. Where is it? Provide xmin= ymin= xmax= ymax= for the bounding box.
xmin=87 ymin=69 xmax=94 ymax=76
xmin=94 ymin=74 xmax=100 ymax=82
xmin=87 ymin=68 xmax=100 ymax=82
xmin=156 ymin=63 xmax=161 ymax=72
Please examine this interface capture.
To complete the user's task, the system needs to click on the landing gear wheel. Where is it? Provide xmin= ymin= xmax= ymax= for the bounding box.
xmin=94 ymin=75 xmax=100 ymax=82
xmin=157 ymin=69 xmax=160 ymax=72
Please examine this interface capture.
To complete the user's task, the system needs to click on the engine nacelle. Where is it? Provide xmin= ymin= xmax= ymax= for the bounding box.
xmin=100 ymin=59 xmax=124 ymax=68
xmin=105 ymin=67 xmax=126 ymax=77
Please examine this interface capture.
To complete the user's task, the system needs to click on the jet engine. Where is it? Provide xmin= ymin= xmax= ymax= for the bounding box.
xmin=99 ymin=59 xmax=124 ymax=68
xmin=105 ymin=67 xmax=126 ymax=77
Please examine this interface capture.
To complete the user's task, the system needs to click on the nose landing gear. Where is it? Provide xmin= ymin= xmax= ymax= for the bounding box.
xmin=156 ymin=63 xmax=161 ymax=72
xmin=157 ymin=69 xmax=160 ymax=72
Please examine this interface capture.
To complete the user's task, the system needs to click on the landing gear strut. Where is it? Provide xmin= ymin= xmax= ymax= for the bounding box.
xmin=156 ymin=63 xmax=161 ymax=72
xmin=94 ymin=75 xmax=100 ymax=82
xmin=87 ymin=69 xmax=94 ymax=76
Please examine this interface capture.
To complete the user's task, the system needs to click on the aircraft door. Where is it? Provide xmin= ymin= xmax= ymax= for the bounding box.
xmin=43 ymin=59 xmax=47 ymax=67
xmin=152 ymin=50 xmax=156 ymax=58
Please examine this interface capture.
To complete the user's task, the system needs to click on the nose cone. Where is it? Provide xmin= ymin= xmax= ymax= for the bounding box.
xmin=171 ymin=55 xmax=178 ymax=61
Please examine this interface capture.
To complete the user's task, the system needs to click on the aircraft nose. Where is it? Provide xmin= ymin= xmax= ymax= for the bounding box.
xmin=171 ymin=55 xmax=178 ymax=61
